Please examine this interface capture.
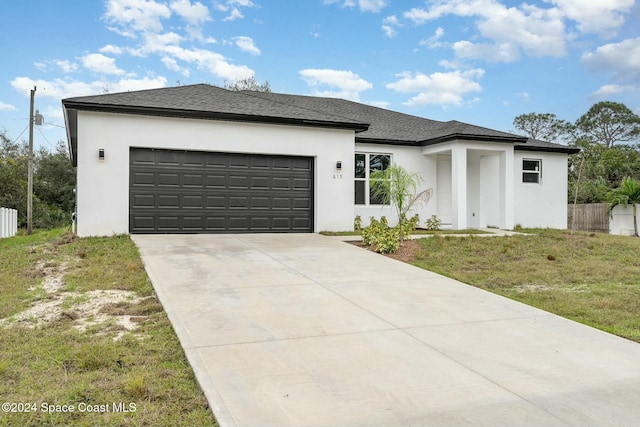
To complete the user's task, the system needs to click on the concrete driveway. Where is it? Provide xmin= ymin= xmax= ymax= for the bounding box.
xmin=132 ymin=234 xmax=640 ymax=427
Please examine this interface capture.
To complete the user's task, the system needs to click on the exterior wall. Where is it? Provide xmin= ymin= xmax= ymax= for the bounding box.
xmin=610 ymin=204 xmax=639 ymax=235
xmin=354 ymin=143 xmax=436 ymax=227
xmin=513 ymin=151 xmax=569 ymax=229
xmin=423 ymin=141 xmax=514 ymax=230
xmin=75 ymin=111 xmax=355 ymax=236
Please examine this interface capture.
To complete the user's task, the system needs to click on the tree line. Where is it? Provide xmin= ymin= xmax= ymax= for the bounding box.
xmin=0 ymin=132 xmax=76 ymax=229
xmin=512 ymin=101 xmax=640 ymax=203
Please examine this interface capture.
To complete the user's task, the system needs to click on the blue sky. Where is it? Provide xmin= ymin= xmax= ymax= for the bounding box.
xmin=1 ymin=0 xmax=639 ymax=150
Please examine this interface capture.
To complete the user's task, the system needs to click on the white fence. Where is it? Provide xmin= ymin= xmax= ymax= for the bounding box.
xmin=0 ymin=207 xmax=18 ymax=238
xmin=610 ymin=204 xmax=639 ymax=236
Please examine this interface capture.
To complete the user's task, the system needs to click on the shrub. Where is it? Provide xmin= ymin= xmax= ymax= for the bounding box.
xmin=425 ymin=215 xmax=442 ymax=231
xmin=361 ymin=216 xmax=400 ymax=254
xmin=354 ymin=215 xmax=362 ymax=231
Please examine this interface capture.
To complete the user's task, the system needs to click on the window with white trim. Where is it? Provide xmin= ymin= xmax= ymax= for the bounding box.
xmin=522 ymin=159 xmax=541 ymax=183
xmin=355 ymin=153 xmax=391 ymax=205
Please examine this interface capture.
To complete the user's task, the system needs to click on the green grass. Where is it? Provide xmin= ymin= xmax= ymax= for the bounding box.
xmin=410 ymin=229 xmax=640 ymax=342
xmin=320 ymin=228 xmax=491 ymax=236
xmin=0 ymin=228 xmax=217 ymax=427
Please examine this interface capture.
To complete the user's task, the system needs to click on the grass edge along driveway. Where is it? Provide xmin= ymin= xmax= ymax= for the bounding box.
xmin=406 ymin=229 xmax=640 ymax=343
xmin=0 ymin=228 xmax=217 ymax=427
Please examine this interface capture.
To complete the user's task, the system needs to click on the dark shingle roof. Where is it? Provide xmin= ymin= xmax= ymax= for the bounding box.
xmin=62 ymin=84 xmax=370 ymax=131
xmin=241 ymin=91 xmax=523 ymax=145
xmin=62 ymin=84 xmax=579 ymax=165
xmin=515 ymin=138 xmax=580 ymax=153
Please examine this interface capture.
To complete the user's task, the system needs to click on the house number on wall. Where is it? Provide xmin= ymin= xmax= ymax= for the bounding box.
xmin=333 ymin=174 xmax=343 ymax=179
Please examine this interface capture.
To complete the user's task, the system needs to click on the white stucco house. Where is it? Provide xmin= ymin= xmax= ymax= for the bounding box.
xmin=62 ymin=84 xmax=579 ymax=237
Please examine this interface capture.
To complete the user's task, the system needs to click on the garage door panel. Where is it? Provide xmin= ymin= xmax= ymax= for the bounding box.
xmin=158 ymin=195 xmax=179 ymax=208
xmin=158 ymin=173 xmax=180 ymax=187
xmin=229 ymin=176 xmax=249 ymax=188
xmin=157 ymin=151 xmax=180 ymax=165
xmin=183 ymin=195 xmax=204 ymax=208
xmin=132 ymin=171 xmax=155 ymax=186
xmin=183 ymin=173 xmax=204 ymax=187
xmin=130 ymin=148 xmax=313 ymax=233
xmin=206 ymin=175 xmax=226 ymax=188
xmin=132 ymin=194 xmax=155 ymax=208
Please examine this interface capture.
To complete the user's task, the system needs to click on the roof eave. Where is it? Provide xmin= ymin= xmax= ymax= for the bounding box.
xmin=420 ymin=133 xmax=528 ymax=146
xmin=515 ymin=145 xmax=581 ymax=154
xmin=60 ymin=100 xmax=370 ymax=133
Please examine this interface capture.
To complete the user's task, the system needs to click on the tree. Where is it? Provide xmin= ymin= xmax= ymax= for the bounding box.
xmin=34 ymin=141 xmax=76 ymax=214
xmin=370 ymin=164 xmax=432 ymax=244
xmin=575 ymin=101 xmax=640 ymax=148
xmin=223 ymin=75 xmax=271 ymax=92
xmin=0 ymin=132 xmax=75 ymax=229
xmin=512 ymin=112 xmax=573 ymax=142
xmin=608 ymin=177 xmax=640 ymax=237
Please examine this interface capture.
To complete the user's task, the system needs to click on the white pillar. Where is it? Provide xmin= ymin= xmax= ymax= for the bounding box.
xmin=451 ymin=145 xmax=467 ymax=229
xmin=501 ymin=149 xmax=515 ymax=229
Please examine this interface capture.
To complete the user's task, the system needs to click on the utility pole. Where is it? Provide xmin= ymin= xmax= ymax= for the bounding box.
xmin=27 ymin=86 xmax=36 ymax=235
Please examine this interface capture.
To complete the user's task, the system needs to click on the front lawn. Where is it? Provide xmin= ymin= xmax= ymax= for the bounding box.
xmin=405 ymin=229 xmax=640 ymax=342
xmin=0 ymin=229 xmax=217 ymax=427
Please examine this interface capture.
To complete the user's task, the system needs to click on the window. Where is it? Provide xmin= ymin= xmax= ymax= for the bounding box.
xmin=355 ymin=153 xmax=391 ymax=205
xmin=523 ymin=159 xmax=541 ymax=183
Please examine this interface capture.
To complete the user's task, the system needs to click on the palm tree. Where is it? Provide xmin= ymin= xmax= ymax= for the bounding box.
xmin=608 ymin=177 xmax=640 ymax=237
xmin=370 ymin=164 xmax=432 ymax=245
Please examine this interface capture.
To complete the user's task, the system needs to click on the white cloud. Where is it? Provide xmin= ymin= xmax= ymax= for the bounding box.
xmin=359 ymin=0 xmax=387 ymax=13
xmin=517 ymin=91 xmax=530 ymax=102
xmin=547 ymin=0 xmax=634 ymax=34
xmin=582 ymin=37 xmax=640 ymax=83
xmin=403 ymin=0 xmax=567 ymax=62
xmin=161 ymin=57 xmax=191 ymax=77
xmin=82 ymin=53 xmax=126 ymax=75
xmin=55 ymin=60 xmax=78 ymax=73
xmin=590 ymin=84 xmax=639 ymax=98
xmin=324 ymin=0 xmax=387 ymax=13
xmin=163 ymin=46 xmax=254 ymax=80
xmin=10 ymin=76 xmax=168 ymax=99
xmin=299 ymin=69 xmax=373 ymax=101
xmin=386 ymin=69 xmax=484 ymax=107
xmin=170 ymin=0 xmax=210 ymax=25
xmin=419 ymin=27 xmax=445 ymax=48
xmin=382 ymin=15 xmax=400 ymax=38
xmin=0 ymin=101 xmax=17 ymax=111
xmin=234 ymin=36 xmax=261 ymax=55
xmin=215 ymin=0 xmax=255 ymax=21
xmin=100 ymin=44 xmax=124 ymax=55
xmin=103 ymin=0 xmax=172 ymax=36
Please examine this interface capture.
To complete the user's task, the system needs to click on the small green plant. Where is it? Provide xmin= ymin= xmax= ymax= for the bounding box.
xmin=361 ymin=217 xmax=401 ymax=253
xmin=354 ymin=215 xmax=362 ymax=231
xmin=125 ymin=375 xmax=149 ymax=399
xmin=425 ymin=215 xmax=442 ymax=231
xmin=400 ymin=214 xmax=420 ymax=238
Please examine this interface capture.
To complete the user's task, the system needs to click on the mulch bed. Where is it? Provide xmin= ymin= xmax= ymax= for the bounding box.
xmin=349 ymin=239 xmax=422 ymax=263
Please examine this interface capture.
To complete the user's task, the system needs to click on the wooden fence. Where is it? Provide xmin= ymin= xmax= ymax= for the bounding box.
xmin=0 ymin=207 xmax=18 ymax=238
xmin=567 ymin=203 xmax=609 ymax=233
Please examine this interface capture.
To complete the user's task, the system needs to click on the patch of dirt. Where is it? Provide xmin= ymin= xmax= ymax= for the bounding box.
xmin=512 ymin=284 xmax=552 ymax=292
xmin=1 ymin=256 xmax=153 ymax=341
xmin=350 ymin=239 xmax=422 ymax=263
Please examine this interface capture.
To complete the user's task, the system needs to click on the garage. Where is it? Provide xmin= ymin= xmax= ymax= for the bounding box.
xmin=129 ymin=148 xmax=313 ymax=233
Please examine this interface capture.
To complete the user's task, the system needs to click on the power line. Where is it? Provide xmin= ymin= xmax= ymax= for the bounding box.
xmin=44 ymin=121 xmax=65 ymax=129
xmin=36 ymin=126 xmax=59 ymax=150
xmin=9 ymin=124 xmax=29 ymax=144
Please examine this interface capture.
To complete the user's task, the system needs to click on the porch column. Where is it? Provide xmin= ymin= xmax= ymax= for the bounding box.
xmin=502 ymin=149 xmax=515 ymax=229
xmin=451 ymin=145 xmax=467 ymax=229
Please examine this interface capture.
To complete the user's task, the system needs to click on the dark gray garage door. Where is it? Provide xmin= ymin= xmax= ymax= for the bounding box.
xmin=129 ymin=148 xmax=313 ymax=233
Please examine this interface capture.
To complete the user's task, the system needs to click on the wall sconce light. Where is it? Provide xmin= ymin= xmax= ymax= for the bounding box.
xmin=98 ymin=148 xmax=105 ymax=160
xmin=336 ymin=161 xmax=342 ymax=170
